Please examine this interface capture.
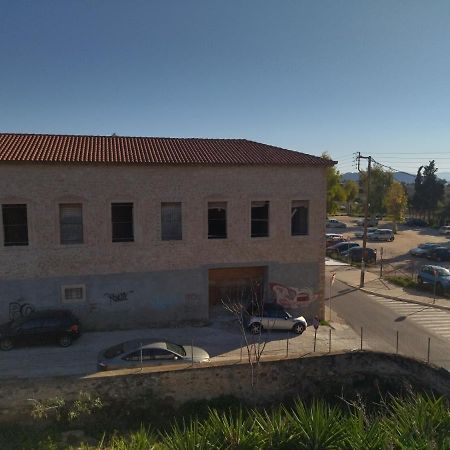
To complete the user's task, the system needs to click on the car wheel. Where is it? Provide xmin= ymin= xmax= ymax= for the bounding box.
xmin=390 ymin=236 xmax=394 ymax=241
xmin=250 ymin=322 xmax=262 ymax=335
xmin=58 ymin=335 xmax=72 ymax=347
xmin=293 ymin=323 xmax=306 ymax=335
xmin=0 ymin=338 xmax=13 ymax=351
xmin=417 ymin=276 xmax=423 ymax=285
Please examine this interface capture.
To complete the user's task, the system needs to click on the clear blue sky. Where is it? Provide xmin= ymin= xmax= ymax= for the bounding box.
xmin=1 ymin=1 xmax=450 ymax=176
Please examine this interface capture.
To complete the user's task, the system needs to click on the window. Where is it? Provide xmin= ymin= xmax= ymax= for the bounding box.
xmin=291 ymin=200 xmax=308 ymax=236
xmin=161 ymin=203 xmax=182 ymax=240
xmin=2 ymin=204 xmax=29 ymax=246
xmin=251 ymin=201 xmax=269 ymax=238
xmin=60 ymin=204 xmax=83 ymax=244
xmin=208 ymin=202 xmax=227 ymax=239
xmin=61 ymin=285 xmax=86 ymax=303
xmin=20 ymin=318 xmax=44 ymax=331
xmin=111 ymin=203 xmax=134 ymax=242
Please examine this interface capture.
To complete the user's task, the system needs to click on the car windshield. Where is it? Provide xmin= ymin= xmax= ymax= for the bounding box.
xmin=166 ymin=342 xmax=186 ymax=356
xmin=436 ymin=268 xmax=450 ymax=277
xmin=104 ymin=343 xmax=125 ymax=359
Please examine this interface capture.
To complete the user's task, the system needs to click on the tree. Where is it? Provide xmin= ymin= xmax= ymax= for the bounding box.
xmin=385 ymin=181 xmax=408 ymax=233
xmin=412 ymin=161 xmax=445 ymax=222
xmin=343 ymin=180 xmax=358 ymax=214
xmin=359 ymin=165 xmax=394 ymax=216
xmin=323 ymin=153 xmax=345 ymax=215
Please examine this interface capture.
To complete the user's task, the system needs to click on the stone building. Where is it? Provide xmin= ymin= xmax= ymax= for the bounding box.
xmin=0 ymin=133 xmax=333 ymax=329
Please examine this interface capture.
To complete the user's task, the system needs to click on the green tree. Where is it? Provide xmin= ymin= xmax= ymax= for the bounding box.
xmin=412 ymin=161 xmax=445 ymax=223
xmin=385 ymin=181 xmax=408 ymax=233
xmin=343 ymin=180 xmax=358 ymax=214
xmin=359 ymin=165 xmax=394 ymax=216
xmin=323 ymin=152 xmax=345 ymax=215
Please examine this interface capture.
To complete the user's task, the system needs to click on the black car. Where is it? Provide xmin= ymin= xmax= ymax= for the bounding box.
xmin=0 ymin=309 xmax=81 ymax=351
xmin=404 ymin=218 xmax=428 ymax=227
xmin=326 ymin=242 xmax=360 ymax=259
xmin=427 ymin=247 xmax=450 ymax=262
xmin=341 ymin=247 xmax=377 ymax=264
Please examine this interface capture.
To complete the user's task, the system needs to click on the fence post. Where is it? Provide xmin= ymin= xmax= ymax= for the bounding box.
xmin=240 ymin=337 xmax=243 ymax=362
xmin=328 ymin=328 xmax=332 ymax=353
xmin=191 ymin=339 xmax=194 ymax=366
xmin=313 ymin=328 xmax=317 ymax=352
xmin=286 ymin=332 xmax=289 ymax=358
xmin=396 ymin=330 xmax=399 ymax=354
xmin=360 ymin=327 xmax=363 ymax=350
xmin=427 ymin=337 xmax=431 ymax=363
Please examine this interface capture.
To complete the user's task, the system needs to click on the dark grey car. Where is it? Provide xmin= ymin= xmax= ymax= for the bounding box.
xmin=97 ymin=339 xmax=210 ymax=371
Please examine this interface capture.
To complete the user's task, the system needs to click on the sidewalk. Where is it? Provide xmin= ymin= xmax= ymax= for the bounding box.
xmin=329 ymin=262 xmax=450 ymax=312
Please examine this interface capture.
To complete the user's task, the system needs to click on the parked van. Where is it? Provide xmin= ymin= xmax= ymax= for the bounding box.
xmin=371 ymin=229 xmax=394 ymax=242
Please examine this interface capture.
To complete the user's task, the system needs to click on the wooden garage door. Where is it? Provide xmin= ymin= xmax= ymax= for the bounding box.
xmin=208 ymin=266 xmax=266 ymax=306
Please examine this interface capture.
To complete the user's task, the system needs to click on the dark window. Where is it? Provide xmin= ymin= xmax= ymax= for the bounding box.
xmin=152 ymin=349 xmax=176 ymax=360
xmin=208 ymin=202 xmax=227 ymax=239
xmin=161 ymin=203 xmax=182 ymax=240
xmin=251 ymin=201 xmax=269 ymax=238
xmin=60 ymin=204 xmax=83 ymax=244
xmin=43 ymin=318 xmax=62 ymax=328
xmin=291 ymin=201 xmax=308 ymax=236
xmin=19 ymin=318 xmax=44 ymax=330
xmin=111 ymin=203 xmax=134 ymax=242
xmin=2 ymin=204 xmax=29 ymax=246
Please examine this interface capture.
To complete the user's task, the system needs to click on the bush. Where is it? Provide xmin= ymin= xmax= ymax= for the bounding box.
xmin=385 ymin=276 xmax=418 ymax=289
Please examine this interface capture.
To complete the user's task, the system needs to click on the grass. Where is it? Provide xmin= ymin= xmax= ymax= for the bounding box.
xmin=2 ymin=393 xmax=450 ymax=449
xmin=385 ymin=275 xmax=418 ymax=289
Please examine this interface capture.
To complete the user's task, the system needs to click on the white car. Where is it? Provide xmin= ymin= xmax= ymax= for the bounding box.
xmin=439 ymin=226 xmax=450 ymax=235
xmin=354 ymin=227 xmax=378 ymax=239
xmin=247 ymin=303 xmax=307 ymax=335
xmin=326 ymin=219 xmax=347 ymax=229
xmin=370 ymin=229 xmax=394 ymax=242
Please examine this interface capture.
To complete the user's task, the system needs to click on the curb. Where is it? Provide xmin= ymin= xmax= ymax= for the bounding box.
xmin=338 ymin=278 xmax=450 ymax=313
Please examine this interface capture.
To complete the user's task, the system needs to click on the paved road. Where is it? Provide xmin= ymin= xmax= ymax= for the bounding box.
xmin=330 ymin=279 xmax=450 ymax=369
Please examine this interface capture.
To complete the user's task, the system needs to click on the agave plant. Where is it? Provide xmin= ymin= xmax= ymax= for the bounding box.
xmin=381 ymin=394 xmax=450 ymax=450
xmin=105 ymin=426 xmax=158 ymax=450
xmin=286 ymin=399 xmax=347 ymax=450
xmin=160 ymin=419 xmax=209 ymax=450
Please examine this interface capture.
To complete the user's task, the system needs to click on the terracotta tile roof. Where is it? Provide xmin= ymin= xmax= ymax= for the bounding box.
xmin=0 ymin=133 xmax=334 ymax=166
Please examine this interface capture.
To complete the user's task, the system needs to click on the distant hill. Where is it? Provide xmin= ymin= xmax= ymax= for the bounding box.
xmin=341 ymin=171 xmax=417 ymax=184
xmin=439 ymin=172 xmax=450 ymax=182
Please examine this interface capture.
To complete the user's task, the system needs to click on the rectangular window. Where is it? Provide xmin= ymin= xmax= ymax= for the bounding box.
xmin=61 ymin=284 xmax=86 ymax=303
xmin=208 ymin=202 xmax=227 ymax=239
xmin=291 ymin=200 xmax=309 ymax=236
xmin=2 ymin=204 xmax=29 ymax=246
xmin=251 ymin=201 xmax=269 ymax=238
xmin=60 ymin=204 xmax=83 ymax=244
xmin=111 ymin=203 xmax=134 ymax=242
xmin=161 ymin=202 xmax=182 ymax=240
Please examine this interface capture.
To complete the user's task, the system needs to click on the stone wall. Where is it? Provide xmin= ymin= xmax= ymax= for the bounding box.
xmin=1 ymin=351 xmax=449 ymax=423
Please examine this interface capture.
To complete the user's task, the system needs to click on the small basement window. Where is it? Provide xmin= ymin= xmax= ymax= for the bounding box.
xmin=61 ymin=285 xmax=86 ymax=303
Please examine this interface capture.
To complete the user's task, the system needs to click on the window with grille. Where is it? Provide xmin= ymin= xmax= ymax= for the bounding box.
xmin=2 ymin=204 xmax=29 ymax=246
xmin=208 ymin=202 xmax=227 ymax=239
xmin=61 ymin=285 xmax=85 ymax=303
xmin=291 ymin=200 xmax=309 ymax=236
xmin=251 ymin=201 xmax=269 ymax=237
xmin=161 ymin=202 xmax=182 ymax=240
xmin=111 ymin=203 xmax=134 ymax=242
xmin=60 ymin=204 xmax=83 ymax=244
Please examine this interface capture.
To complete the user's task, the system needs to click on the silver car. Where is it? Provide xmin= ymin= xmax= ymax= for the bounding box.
xmin=97 ymin=339 xmax=210 ymax=371
xmin=247 ymin=304 xmax=308 ymax=335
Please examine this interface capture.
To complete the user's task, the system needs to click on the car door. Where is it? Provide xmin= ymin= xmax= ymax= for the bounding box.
xmin=14 ymin=318 xmax=46 ymax=346
xmin=42 ymin=316 xmax=62 ymax=343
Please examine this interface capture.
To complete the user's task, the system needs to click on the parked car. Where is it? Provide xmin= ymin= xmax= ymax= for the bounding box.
xmin=410 ymin=243 xmax=443 ymax=257
xmin=326 ymin=241 xmax=360 ymax=259
xmin=325 ymin=233 xmax=346 ymax=247
xmin=247 ymin=303 xmax=307 ymax=335
xmin=356 ymin=217 xmax=379 ymax=227
xmin=354 ymin=227 xmax=378 ymax=239
xmin=326 ymin=219 xmax=347 ymax=229
xmin=439 ymin=226 xmax=450 ymax=235
xmin=404 ymin=218 xmax=428 ymax=227
xmin=0 ymin=310 xmax=81 ymax=351
xmin=417 ymin=265 xmax=450 ymax=294
xmin=370 ymin=229 xmax=394 ymax=242
xmin=97 ymin=339 xmax=210 ymax=371
xmin=341 ymin=247 xmax=377 ymax=264
xmin=426 ymin=246 xmax=450 ymax=262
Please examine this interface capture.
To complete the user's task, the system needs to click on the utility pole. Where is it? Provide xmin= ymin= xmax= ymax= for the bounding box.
xmin=357 ymin=153 xmax=372 ymax=287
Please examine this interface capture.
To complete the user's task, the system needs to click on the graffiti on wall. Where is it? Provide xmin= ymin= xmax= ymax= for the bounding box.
xmin=269 ymin=283 xmax=315 ymax=308
xmin=9 ymin=299 xmax=35 ymax=320
xmin=104 ymin=290 xmax=134 ymax=304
